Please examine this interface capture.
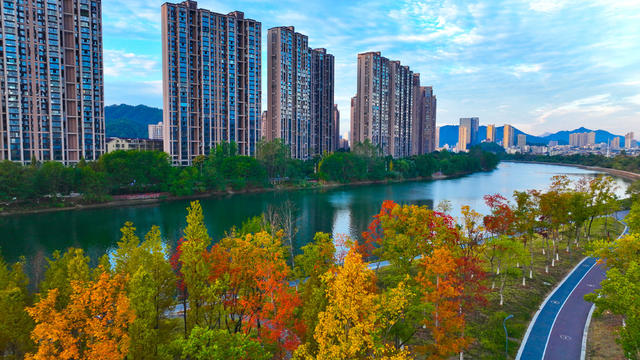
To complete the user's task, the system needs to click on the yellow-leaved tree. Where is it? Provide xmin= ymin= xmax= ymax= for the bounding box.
xmin=295 ymin=247 xmax=412 ymax=360
xmin=26 ymin=271 xmax=135 ymax=360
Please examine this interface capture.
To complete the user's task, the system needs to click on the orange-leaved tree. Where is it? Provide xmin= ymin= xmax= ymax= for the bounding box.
xmin=26 ymin=271 xmax=135 ymax=360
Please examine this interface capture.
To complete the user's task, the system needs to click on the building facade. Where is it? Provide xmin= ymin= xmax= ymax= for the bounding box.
xmin=569 ymin=132 xmax=596 ymax=147
xmin=148 ymin=122 xmax=163 ymax=140
xmin=517 ymin=134 xmax=527 ymax=148
xmin=106 ymin=138 xmax=163 ymax=153
xmin=162 ymin=1 xmax=261 ymax=165
xmin=459 ymin=117 xmax=479 ymax=147
xmin=625 ymin=132 xmax=635 ymax=148
xmin=0 ymin=0 xmax=105 ymax=164
xmin=486 ymin=124 xmax=496 ymax=143
xmin=332 ymin=104 xmax=340 ymax=152
xmin=503 ymin=124 xmax=514 ymax=149
xmin=266 ymin=26 xmax=310 ymax=159
xmin=458 ymin=126 xmax=469 ymax=152
xmin=352 ymin=52 xmax=418 ymax=157
xmin=412 ymin=79 xmax=437 ymax=155
xmin=310 ymin=48 xmax=335 ymax=156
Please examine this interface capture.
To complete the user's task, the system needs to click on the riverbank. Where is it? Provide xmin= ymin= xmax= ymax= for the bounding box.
xmin=503 ymin=160 xmax=640 ymax=181
xmin=0 ymin=170 xmax=477 ymax=217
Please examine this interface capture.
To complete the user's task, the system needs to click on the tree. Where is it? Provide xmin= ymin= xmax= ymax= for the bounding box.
xmin=586 ymin=175 xmax=619 ymax=239
xmin=0 ymin=254 xmax=33 ymax=358
xmin=27 ymin=271 xmax=135 ymax=360
xmin=513 ymin=190 xmax=539 ymax=281
xmin=178 ymin=201 xmax=212 ymax=332
xmin=38 ymin=248 xmax=91 ymax=308
xmin=293 ymin=233 xmax=336 ymax=352
xmin=257 ymin=139 xmax=290 ymax=181
xmin=295 ymin=248 xmax=411 ymax=359
xmin=179 ymin=326 xmax=271 ymax=360
xmin=113 ymin=223 xmax=177 ymax=359
xmin=492 ymin=236 xmax=528 ymax=305
xmin=418 ymin=246 xmax=469 ymax=360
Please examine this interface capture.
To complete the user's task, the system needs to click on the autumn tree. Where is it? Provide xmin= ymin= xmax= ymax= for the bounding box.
xmin=295 ymin=248 xmax=411 ymax=360
xmin=0 ymin=254 xmax=33 ymax=358
xmin=418 ymin=246 xmax=469 ymax=359
xmin=293 ymin=233 xmax=336 ymax=352
xmin=27 ymin=271 xmax=135 ymax=360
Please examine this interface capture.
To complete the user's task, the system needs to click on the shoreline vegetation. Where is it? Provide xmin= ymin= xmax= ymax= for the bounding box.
xmin=0 ymin=140 xmax=499 ymax=216
xmin=0 ymin=172 xmax=633 ymax=359
xmin=504 ymin=153 xmax=640 ymax=181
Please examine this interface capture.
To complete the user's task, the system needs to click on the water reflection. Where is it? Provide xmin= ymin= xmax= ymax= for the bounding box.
xmin=0 ymin=162 xmax=630 ymax=267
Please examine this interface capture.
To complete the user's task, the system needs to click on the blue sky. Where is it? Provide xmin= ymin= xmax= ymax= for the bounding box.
xmin=103 ymin=0 xmax=640 ymax=137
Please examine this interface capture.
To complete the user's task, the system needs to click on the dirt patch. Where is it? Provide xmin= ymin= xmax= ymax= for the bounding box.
xmin=586 ymin=310 xmax=626 ymax=360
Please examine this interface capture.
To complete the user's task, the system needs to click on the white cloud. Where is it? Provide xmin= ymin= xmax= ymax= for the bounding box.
xmin=528 ymin=0 xmax=570 ymax=13
xmin=104 ymin=49 xmax=159 ymax=78
xmin=625 ymin=94 xmax=640 ymax=106
xmin=450 ymin=66 xmax=481 ymax=75
xmin=511 ymin=64 xmax=543 ymax=77
xmin=534 ymin=94 xmax=627 ymax=127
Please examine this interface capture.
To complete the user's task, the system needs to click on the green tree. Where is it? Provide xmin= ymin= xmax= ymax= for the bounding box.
xmin=257 ymin=139 xmax=290 ymax=181
xmin=0 ymin=254 xmax=33 ymax=358
xmin=113 ymin=223 xmax=177 ymax=359
xmin=179 ymin=326 xmax=271 ymax=360
xmin=38 ymin=248 xmax=91 ymax=308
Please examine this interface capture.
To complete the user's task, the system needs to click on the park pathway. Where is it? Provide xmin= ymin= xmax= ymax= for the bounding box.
xmin=516 ymin=211 xmax=628 ymax=360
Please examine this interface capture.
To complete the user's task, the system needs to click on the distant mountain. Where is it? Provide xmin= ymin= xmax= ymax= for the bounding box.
xmin=439 ymin=125 xmax=625 ymax=147
xmin=105 ymin=104 xmax=162 ymax=139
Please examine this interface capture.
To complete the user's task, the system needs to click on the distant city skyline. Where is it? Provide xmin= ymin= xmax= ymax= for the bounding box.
xmin=103 ymin=0 xmax=640 ymax=137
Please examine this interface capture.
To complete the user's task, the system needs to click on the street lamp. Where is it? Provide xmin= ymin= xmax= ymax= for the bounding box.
xmin=504 ymin=314 xmax=514 ymax=359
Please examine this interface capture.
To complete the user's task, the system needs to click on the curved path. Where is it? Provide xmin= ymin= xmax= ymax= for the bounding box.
xmin=516 ymin=212 xmax=628 ymax=360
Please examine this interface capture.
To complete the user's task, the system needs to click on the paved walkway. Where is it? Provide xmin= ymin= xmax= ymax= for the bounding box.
xmin=516 ymin=212 xmax=628 ymax=360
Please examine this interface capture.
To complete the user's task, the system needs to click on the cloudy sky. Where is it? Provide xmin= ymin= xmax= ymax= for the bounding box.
xmin=103 ymin=0 xmax=640 ymax=137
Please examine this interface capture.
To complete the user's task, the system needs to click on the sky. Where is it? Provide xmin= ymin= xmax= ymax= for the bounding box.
xmin=103 ymin=0 xmax=640 ymax=137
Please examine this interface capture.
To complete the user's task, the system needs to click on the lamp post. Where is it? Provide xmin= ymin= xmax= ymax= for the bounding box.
xmin=504 ymin=314 xmax=514 ymax=359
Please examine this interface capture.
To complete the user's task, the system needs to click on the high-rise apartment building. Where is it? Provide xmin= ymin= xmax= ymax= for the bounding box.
xmin=332 ymin=104 xmax=340 ymax=152
xmin=412 ymin=76 xmax=437 ymax=155
xmin=611 ymin=137 xmax=621 ymax=150
xmin=459 ymin=118 xmax=479 ymax=146
xmin=352 ymin=52 xmax=417 ymax=157
xmin=266 ymin=26 xmax=309 ymax=159
xmin=350 ymin=96 xmax=357 ymax=147
xmin=310 ymin=48 xmax=335 ymax=156
xmin=486 ymin=124 xmax=496 ymax=143
xmin=0 ymin=0 xmax=105 ymax=164
xmin=625 ymin=132 xmax=635 ymax=148
xmin=162 ymin=1 xmax=261 ymax=165
xmin=517 ymin=134 xmax=527 ymax=148
xmin=266 ymin=27 xmax=334 ymax=159
xmin=503 ymin=124 xmax=514 ymax=149
xmin=458 ymin=126 xmax=469 ymax=152
xmin=569 ymin=132 xmax=596 ymax=147
xmin=435 ymin=126 xmax=441 ymax=150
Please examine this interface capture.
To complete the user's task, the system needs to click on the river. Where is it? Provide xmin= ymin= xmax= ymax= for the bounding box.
xmin=0 ymin=162 xmax=630 ymax=266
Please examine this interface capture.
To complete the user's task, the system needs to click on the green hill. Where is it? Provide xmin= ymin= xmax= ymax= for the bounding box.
xmin=105 ymin=104 xmax=163 ymax=139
